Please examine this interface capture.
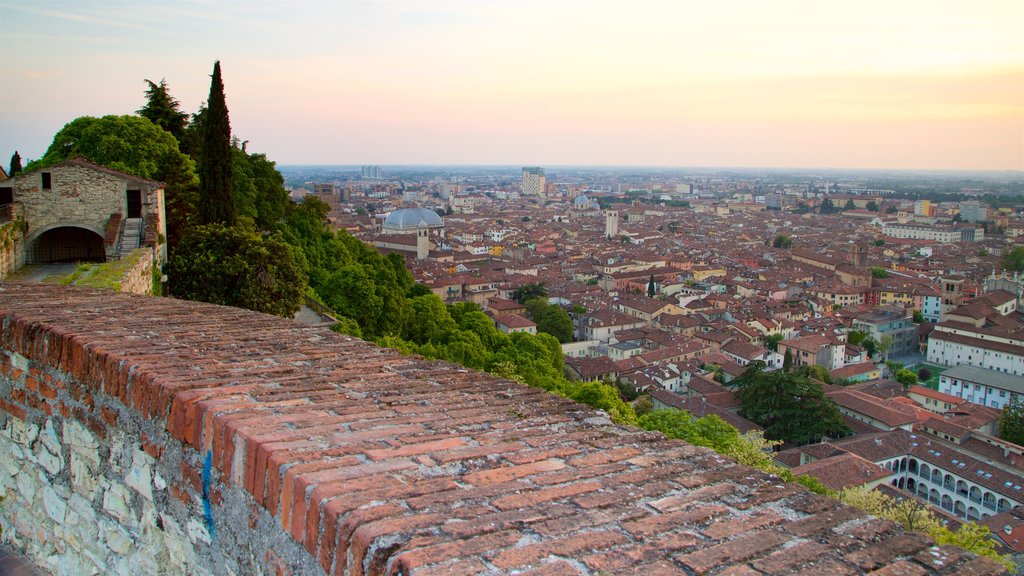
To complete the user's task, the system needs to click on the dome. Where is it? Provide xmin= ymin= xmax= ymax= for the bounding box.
xmin=573 ymin=194 xmax=591 ymax=208
xmin=382 ymin=208 xmax=444 ymax=233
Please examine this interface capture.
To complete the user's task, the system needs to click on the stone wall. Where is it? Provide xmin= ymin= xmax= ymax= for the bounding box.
xmin=0 ymin=219 xmax=25 ymax=280
xmin=115 ymin=249 xmax=155 ymax=296
xmin=0 ymin=284 xmax=1005 ymax=575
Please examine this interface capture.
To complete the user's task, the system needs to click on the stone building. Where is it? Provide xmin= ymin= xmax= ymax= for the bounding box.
xmin=0 ymin=158 xmax=166 ymax=266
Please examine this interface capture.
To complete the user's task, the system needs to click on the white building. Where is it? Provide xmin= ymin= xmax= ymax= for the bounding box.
xmin=939 ymin=365 xmax=1024 ymax=409
xmin=883 ymin=223 xmax=983 ymax=243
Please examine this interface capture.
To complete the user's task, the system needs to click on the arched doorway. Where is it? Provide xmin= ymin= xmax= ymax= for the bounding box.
xmin=32 ymin=227 xmax=106 ymax=264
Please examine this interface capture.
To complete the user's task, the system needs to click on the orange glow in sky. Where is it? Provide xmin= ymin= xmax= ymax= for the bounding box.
xmin=1 ymin=0 xmax=1022 ymax=170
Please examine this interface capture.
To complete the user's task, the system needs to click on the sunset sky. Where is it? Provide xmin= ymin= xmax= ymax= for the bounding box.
xmin=1 ymin=0 xmax=1022 ymax=170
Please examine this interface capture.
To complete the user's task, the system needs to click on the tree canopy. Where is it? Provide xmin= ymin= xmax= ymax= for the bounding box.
xmin=138 ymin=78 xmax=189 ymax=143
xmin=24 ymin=114 xmax=199 ymax=247
xmin=165 ymin=220 xmax=306 ymax=317
xmin=1001 ymin=246 xmax=1024 ymax=273
xmin=8 ymin=151 xmax=22 ymax=177
xmin=772 ymin=235 xmax=792 ymax=249
xmin=512 ymin=282 xmax=548 ymax=304
xmin=999 ymin=396 xmax=1024 ymax=445
xmin=524 ymin=298 xmax=574 ymax=343
xmin=730 ymin=362 xmax=850 ymax=445
xmin=27 ymin=115 xmax=196 ymax=184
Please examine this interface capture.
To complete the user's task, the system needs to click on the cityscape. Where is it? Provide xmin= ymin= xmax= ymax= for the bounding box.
xmin=1 ymin=1 xmax=1023 ymax=575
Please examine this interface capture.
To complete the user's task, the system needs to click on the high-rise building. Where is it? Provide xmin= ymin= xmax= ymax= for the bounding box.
xmin=960 ymin=200 xmax=987 ymax=223
xmin=521 ymin=167 xmax=546 ymax=196
xmin=361 ymin=165 xmax=384 ymax=180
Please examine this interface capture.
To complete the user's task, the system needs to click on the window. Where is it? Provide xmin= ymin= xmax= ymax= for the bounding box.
xmin=41 ymin=172 xmax=52 ymax=189
xmin=0 ymin=187 xmax=11 ymax=205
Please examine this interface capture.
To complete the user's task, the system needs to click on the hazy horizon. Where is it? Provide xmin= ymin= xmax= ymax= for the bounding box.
xmin=2 ymin=1 xmax=1022 ymax=171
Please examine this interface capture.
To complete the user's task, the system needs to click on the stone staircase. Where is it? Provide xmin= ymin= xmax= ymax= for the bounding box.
xmin=117 ymin=218 xmax=142 ymax=258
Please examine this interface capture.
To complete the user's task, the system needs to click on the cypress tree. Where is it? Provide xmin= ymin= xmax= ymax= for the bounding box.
xmin=199 ymin=61 xmax=235 ymax=226
xmin=783 ymin=349 xmax=793 ymax=372
xmin=9 ymin=151 xmax=22 ymax=176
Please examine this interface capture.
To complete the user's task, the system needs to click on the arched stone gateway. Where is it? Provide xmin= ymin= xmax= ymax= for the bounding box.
xmin=29 ymin=225 xmax=107 ymax=263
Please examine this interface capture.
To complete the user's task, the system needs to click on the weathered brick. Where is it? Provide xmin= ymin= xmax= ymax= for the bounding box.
xmin=621 ymin=505 xmax=730 ymax=539
xmin=676 ymin=529 xmax=790 ymax=574
xmin=844 ymin=534 xmax=933 ymax=571
xmin=492 ymin=481 xmax=602 ymax=511
xmin=489 ymin=529 xmax=630 ymax=570
xmin=867 ymin=560 xmax=931 ymax=576
xmin=703 ymin=510 xmax=786 ymax=540
xmin=463 ymin=459 xmax=565 ymax=486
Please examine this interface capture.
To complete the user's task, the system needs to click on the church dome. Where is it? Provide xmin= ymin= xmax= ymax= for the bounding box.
xmin=573 ymin=194 xmax=591 ymax=208
xmin=382 ymin=207 xmax=444 ymax=233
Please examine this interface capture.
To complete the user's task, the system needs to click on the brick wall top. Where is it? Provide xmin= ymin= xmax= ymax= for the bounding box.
xmin=0 ymin=283 xmax=1004 ymax=575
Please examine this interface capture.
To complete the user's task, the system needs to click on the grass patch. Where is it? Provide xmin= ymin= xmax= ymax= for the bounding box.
xmin=58 ymin=249 xmax=147 ymax=291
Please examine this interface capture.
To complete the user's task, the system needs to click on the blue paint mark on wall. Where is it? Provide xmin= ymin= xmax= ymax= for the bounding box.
xmin=202 ymin=450 xmax=216 ymax=539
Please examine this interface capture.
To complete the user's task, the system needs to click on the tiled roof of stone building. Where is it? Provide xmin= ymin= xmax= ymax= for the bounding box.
xmin=0 ymin=283 xmax=1007 ymax=575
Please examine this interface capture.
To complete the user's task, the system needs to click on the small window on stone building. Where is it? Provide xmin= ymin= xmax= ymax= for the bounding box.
xmin=0 ymin=187 xmax=12 ymax=205
xmin=42 ymin=172 xmax=52 ymax=189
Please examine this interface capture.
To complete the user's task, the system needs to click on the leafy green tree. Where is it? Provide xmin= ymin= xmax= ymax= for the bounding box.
xmin=730 ymin=362 xmax=850 ymax=445
xmin=917 ymin=367 xmax=931 ymax=381
xmin=870 ymin=267 xmax=889 ymax=279
xmin=894 ymin=369 xmax=918 ymax=387
xmin=8 ymin=151 xmax=21 ymax=176
xmin=764 ymin=333 xmax=783 ymax=352
xmin=568 ymin=382 xmax=635 ymax=423
xmin=772 ymin=235 xmax=792 ymax=249
xmin=866 ymin=201 xmax=879 ymax=212
xmin=1001 ymin=246 xmax=1024 ymax=272
xmin=331 ymin=316 xmax=362 ymax=338
xmin=999 ymin=396 xmax=1024 ymax=445
xmin=403 ymin=294 xmax=457 ymax=344
xmin=165 ymin=221 xmax=305 ymax=317
xmin=861 ymin=337 xmax=879 ymax=358
xmin=837 ymin=487 xmax=1012 ymax=570
xmin=847 ymin=330 xmax=867 ymax=346
xmin=819 ymin=198 xmax=836 ymax=213
xmin=25 ymin=114 xmax=198 ymax=248
xmin=843 ymin=199 xmax=856 ymax=210
xmin=647 ymin=274 xmax=656 ymax=297
xmin=878 ymin=335 xmax=894 ymax=361
xmin=232 ymin=147 xmax=290 ymax=230
xmin=512 ymin=282 xmax=547 ymax=304
xmin=912 ymin=310 xmax=924 ymax=323
xmin=782 ymin=349 xmax=793 ymax=372
xmin=616 ymin=380 xmax=639 ymax=402
xmin=873 ymin=239 xmax=885 ymax=246
xmin=138 ymin=78 xmax=189 ymax=143
xmin=524 ymin=298 xmax=574 ymax=343
xmin=797 ymin=364 xmax=832 ymax=384
xmin=200 ymin=61 xmax=235 ymax=225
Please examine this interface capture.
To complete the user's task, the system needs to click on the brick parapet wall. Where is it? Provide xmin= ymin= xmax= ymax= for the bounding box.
xmin=0 ymin=284 xmax=1005 ymax=575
